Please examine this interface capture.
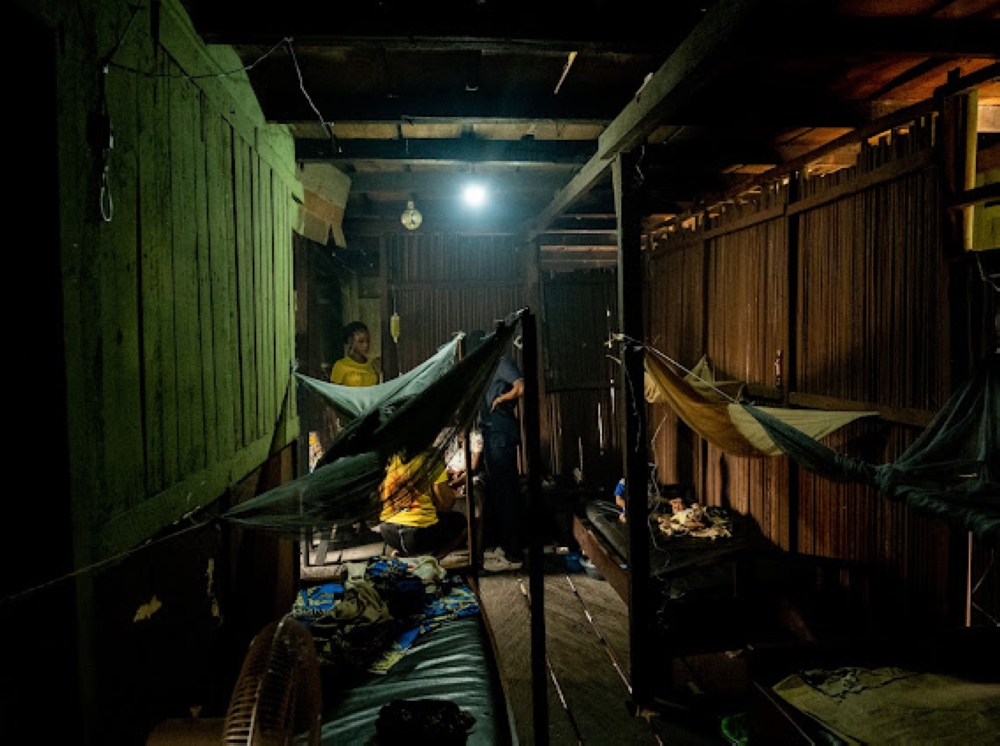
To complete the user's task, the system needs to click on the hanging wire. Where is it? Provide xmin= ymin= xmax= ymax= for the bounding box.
xmin=608 ymin=335 xmax=646 ymax=456
xmin=970 ymin=553 xmax=999 ymax=627
xmin=1 ymin=511 xmax=218 ymax=607
xmin=634 ymin=144 xmax=646 ymax=187
xmin=93 ymin=1 xmax=144 ymax=222
xmin=107 ymin=34 xmax=291 ymax=80
xmin=282 ymin=38 xmax=340 ymax=153
xmin=976 ymin=253 xmax=1000 ymax=294
xmin=105 ymin=29 xmax=341 ymax=169
xmin=98 ymin=64 xmax=115 ymax=222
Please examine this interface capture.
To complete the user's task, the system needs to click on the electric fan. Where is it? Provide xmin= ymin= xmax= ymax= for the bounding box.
xmin=222 ymin=616 xmax=323 ymax=745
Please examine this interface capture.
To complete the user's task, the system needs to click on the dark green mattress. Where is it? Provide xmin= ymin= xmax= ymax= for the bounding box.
xmin=319 ymin=614 xmax=515 ymax=744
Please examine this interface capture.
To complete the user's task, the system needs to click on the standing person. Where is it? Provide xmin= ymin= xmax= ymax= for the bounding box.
xmin=328 ymin=320 xmax=381 ymax=540
xmin=470 ymin=330 xmax=526 ymax=572
xmin=330 ymin=321 xmax=381 ymax=387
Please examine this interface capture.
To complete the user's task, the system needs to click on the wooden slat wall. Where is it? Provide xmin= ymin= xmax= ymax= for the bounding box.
xmin=541 ymin=271 xmax=621 ymax=488
xmin=645 ymin=239 xmax=706 ymax=490
xmin=702 ymin=216 xmax=791 ymax=546
xmin=644 ymin=115 xmax=990 ymax=621
xmin=387 ymin=232 xmax=527 ymax=371
xmin=795 ymin=126 xmax=953 ymax=612
xmin=386 ymin=234 xmax=624 ymax=489
xmin=53 ymin=0 xmax=302 ymax=562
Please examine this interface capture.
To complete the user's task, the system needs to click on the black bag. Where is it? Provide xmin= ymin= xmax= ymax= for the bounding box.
xmin=375 ymin=698 xmax=476 ymax=744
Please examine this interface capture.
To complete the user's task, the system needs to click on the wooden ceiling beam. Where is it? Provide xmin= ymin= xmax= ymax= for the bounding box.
xmin=296 ymin=137 xmax=595 ymax=164
xmin=189 ymin=0 xmax=709 ymax=49
xmin=519 ymin=0 xmax=764 ymax=242
xmin=342 ymin=169 xmax=579 ymax=195
xmin=538 ymin=233 xmax=618 ymax=246
xmin=257 ymin=89 xmax=630 ymax=125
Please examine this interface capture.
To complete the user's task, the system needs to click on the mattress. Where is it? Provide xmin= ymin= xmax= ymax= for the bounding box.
xmin=290 ymin=557 xmax=515 ymax=745
xmin=320 ymin=614 xmax=514 ymax=744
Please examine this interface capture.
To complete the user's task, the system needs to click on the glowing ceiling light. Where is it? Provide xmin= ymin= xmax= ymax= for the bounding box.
xmin=463 ymin=183 xmax=487 ymax=207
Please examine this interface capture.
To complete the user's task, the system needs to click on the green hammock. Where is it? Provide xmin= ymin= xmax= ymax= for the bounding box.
xmin=294 ymin=336 xmax=462 ymax=425
xmin=224 ymin=314 xmax=523 ymax=537
xmin=743 ymin=354 xmax=999 ymax=545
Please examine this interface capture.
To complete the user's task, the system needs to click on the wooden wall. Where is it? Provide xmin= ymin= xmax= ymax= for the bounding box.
xmin=645 ymin=110 xmax=996 ymax=626
xmin=383 ymin=231 xmax=529 ymax=373
xmin=541 ymin=270 xmax=622 ymax=491
xmin=8 ymin=1 xmax=302 ymax=742
xmin=52 ymin=0 xmax=301 ymax=564
xmin=374 ymin=231 xmax=622 ymax=487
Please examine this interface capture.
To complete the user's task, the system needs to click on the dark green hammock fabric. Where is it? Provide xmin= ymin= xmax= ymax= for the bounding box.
xmin=743 ymin=354 xmax=999 ymax=545
xmin=224 ymin=314 xmax=522 ymax=537
xmin=295 ymin=337 xmax=462 ymax=426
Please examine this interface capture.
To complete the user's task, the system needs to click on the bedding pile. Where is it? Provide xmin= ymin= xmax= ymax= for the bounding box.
xmin=289 ymin=556 xmax=481 ymax=678
xmin=772 ymin=665 xmax=1000 ymax=744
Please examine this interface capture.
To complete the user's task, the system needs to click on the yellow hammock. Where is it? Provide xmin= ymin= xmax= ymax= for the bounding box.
xmin=644 ymin=352 xmax=879 ymax=457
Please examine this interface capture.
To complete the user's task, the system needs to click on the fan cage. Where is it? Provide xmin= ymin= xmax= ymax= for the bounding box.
xmin=223 ymin=616 xmax=322 ymax=745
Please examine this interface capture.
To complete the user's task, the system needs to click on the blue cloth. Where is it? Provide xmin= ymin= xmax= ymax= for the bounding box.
xmin=290 ymin=583 xmax=345 ymax=624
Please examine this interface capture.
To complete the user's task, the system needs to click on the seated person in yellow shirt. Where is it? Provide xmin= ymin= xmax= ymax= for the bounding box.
xmin=378 ymin=451 xmax=467 ymax=559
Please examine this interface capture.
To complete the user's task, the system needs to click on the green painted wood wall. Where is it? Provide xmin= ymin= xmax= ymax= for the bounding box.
xmin=30 ymin=0 xmax=301 ymax=566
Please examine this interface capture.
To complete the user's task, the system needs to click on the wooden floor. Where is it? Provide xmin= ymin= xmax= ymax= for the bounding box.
xmin=302 ymin=535 xmax=748 ymax=745
xmin=477 ymin=548 xmax=746 ymax=745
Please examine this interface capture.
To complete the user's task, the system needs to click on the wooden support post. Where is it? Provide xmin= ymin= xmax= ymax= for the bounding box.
xmin=522 ymin=309 xmax=549 ymax=745
xmin=966 ymin=531 xmax=973 ymax=628
xmin=614 ymin=151 xmax=654 ymax=709
xmin=940 ymin=73 xmax=979 ymax=255
xmin=785 ymin=173 xmax=800 ymax=554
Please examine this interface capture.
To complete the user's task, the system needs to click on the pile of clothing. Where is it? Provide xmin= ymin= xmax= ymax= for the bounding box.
xmin=289 ymin=556 xmax=480 ymax=678
xmin=654 ymin=498 xmax=733 ymax=540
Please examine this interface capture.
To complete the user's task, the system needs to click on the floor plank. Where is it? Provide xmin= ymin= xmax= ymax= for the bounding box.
xmin=477 ymin=550 xmax=738 ymax=745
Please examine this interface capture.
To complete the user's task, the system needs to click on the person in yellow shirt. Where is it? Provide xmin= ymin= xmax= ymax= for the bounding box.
xmin=330 ymin=321 xmax=381 ymax=386
xmin=378 ymin=451 xmax=467 ymax=559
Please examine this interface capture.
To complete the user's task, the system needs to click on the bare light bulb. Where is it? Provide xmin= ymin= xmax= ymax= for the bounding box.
xmin=463 ymin=183 xmax=486 ymax=207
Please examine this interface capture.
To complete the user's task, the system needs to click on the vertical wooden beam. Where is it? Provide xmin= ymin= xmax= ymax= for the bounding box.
xmin=785 ymin=175 xmax=801 ymax=554
xmin=521 ymin=309 xmax=549 ymax=745
xmin=614 ymin=151 xmax=653 ymax=707
xmin=940 ymin=73 xmax=981 ymax=624
xmin=524 ymin=237 xmax=553 ymax=473
xmin=940 ymin=74 xmax=979 ymax=255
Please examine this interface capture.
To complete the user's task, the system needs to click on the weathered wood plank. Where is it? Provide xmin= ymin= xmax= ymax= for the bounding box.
xmin=97 ymin=433 xmax=277 ymax=558
xmin=207 ymin=114 xmax=237 ymax=459
xmin=140 ymin=45 xmax=179 ymax=494
xmin=260 ymin=153 xmax=276 ymax=433
xmin=196 ymin=93 xmax=220 ymax=466
xmin=89 ymin=11 xmax=146 ymax=525
xmin=171 ymin=72 xmax=208 ymax=477
xmin=235 ymin=135 xmax=257 ymax=446
xmin=477 ymin=558 xmax=727 ymax=744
